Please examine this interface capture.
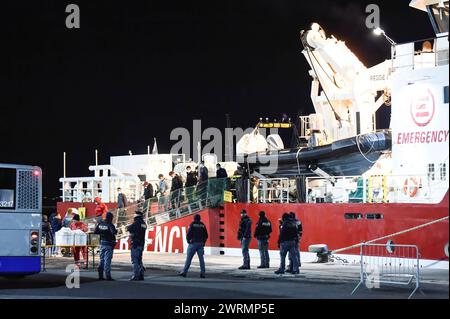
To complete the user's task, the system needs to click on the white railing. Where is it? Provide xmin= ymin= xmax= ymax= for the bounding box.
xmin=60 ymin=175 xmax=141 ymax=203
xmin=255 ymin=178 xmax=290 ymax=203
xmin=351 ymin=243 xmax=420 ymax=299
xmin=305 ymin=174 xmax=448 ymax=204
xmin=392 ymin=35 xmax=449 ymax=70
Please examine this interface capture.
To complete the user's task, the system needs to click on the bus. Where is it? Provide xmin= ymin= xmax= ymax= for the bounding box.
xmin=0 ymin=163 xmax=42 ymax=276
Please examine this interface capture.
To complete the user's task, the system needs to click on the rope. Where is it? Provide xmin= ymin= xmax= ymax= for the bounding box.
xmin=330 ymin=215 xmax=449 ymax=255
xmin=355 ymin=133 xmax=378 ymax=164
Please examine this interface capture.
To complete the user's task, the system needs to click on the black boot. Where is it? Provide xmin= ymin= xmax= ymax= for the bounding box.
xmin=105 ymin=273 xmax=114 ymax=281
xmin=98 ymin=270 xmax=104 ymax=280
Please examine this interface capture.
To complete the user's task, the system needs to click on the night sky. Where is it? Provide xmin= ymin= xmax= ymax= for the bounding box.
xmin=1 ymin=0 xmax=436 ymax=202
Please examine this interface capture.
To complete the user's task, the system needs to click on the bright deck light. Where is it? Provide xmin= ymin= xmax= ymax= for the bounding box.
xmin=373 ymin=27 xmax=384 ymax=36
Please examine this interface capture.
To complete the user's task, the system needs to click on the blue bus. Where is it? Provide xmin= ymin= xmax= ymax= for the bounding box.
xmin=0 ymin=164 xmax=42 ymax=276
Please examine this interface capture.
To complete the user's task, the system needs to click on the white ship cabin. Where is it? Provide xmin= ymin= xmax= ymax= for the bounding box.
xmin=59 ymin=153 xmax=185 ymax=204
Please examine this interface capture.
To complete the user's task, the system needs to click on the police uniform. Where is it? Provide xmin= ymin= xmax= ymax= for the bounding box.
xmin=180 ymin=214 xmax=208 ymax=278
xmin=275 ymin=214 xmax=299 ymax=275
xmin=94 ymin=212 xmax=117 ymax=280
xmin=288 ymin=213 xmax=303 ymax=272
xmin=254 ymin=211 xmax=272 ymax=268
xmin=238 ymin=210 xmax=252 ymax=269
xmin=126 ymin=211 xmax=147 ymax=280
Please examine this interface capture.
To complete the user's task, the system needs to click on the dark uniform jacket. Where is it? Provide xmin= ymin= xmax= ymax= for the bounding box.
xmin=278 ymin=219 xmax=298 ymax=243
xmin=254 ymin=216 xmax=272 ymax=240
xmin=293 ymin=218 xmax=303 ymax=241
xmin=238 ymin=216 xmax=252 ymax=240
xmin=94 ymin=221 xmax=118 ymax=246
xmin=186 ymin=221 xmax=208 ymax=244
xmin=126 ymin=216 xmax=147 ymax=247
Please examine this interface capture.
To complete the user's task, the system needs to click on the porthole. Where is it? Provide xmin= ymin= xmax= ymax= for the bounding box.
xmin=386 ymin=240 xmax=395 ymax=254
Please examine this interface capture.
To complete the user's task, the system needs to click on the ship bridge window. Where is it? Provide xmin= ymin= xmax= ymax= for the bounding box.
xmin=428 ymin=3 xmax=449 ymax=34
xmin=344 ymin=213 xmax=363 ymax=219
xmin=365 ymin=213 xmax=384 ymax=220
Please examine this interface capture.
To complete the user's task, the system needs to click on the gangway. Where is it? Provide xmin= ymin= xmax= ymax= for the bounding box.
xmin=113 ymin=178 xmax=228 ymax=239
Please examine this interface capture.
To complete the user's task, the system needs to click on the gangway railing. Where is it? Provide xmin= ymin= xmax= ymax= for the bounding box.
xmin=114 ymin=178 xmax=228 ymax=239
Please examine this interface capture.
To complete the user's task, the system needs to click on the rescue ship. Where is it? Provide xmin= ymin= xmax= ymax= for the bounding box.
xmin=57 ymin=0 xmax=449 ymax=268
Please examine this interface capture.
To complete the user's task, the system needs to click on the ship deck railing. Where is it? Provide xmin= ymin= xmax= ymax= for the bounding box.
xmin=392 ymin=34 xmax=449 ymax=70
xmin=305 ymin=173 xmax=448 ymax=204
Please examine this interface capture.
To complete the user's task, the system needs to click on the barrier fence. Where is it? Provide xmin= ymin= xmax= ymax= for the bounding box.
xmin=351 ymin=243 xmax=420 ymax=299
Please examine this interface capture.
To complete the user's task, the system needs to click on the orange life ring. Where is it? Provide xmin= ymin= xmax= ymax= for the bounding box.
xmin=403 ymin=177 xmax=419 ymax=197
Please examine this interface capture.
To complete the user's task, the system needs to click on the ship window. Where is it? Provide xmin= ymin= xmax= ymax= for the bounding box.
xmin=428 ymin=3 xmax=449 ymax=34
xmin=344 ymin=213 xmax=363 ymax=219
xmin=439 ymin=163 xmax=447 ymax=181
xmin=428 ymin=163 xmax=435 ymax=181
xmin=366 ymin=213 xmax=384 ymax=220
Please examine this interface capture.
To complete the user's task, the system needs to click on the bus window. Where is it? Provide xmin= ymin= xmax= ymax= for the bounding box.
xmin=0 ymin=168 xmax=16 ymax=210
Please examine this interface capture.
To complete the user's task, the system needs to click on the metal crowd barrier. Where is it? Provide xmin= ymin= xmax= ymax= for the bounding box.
xmin=351 ymin=243 xmax=421 ymax=299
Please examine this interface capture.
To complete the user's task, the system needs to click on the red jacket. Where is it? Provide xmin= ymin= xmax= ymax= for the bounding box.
xmin=95 ymin=203 xmax=108 ymax=218
xmin=70 ymin=221 xmax=88 ymax=232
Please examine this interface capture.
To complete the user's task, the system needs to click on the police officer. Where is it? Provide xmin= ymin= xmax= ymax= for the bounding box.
xmin=287 ymin=212 xmax=303 ymax=273
xmin=237 ymin=209 xmax=252 ymax=270
xmin=126 ymin=210 xmax=147 ymax=281
xmin=179 ymin=214 xmax=208 ymax=278
xmin=94 ymin=212 xmax=118 ymax=280
xmin=275 ymin=213 xmax=299 ymax=275
xmin=254 ymin=211 xmax=272 ymax=268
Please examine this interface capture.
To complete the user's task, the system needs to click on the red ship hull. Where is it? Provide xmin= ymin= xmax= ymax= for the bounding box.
xmin=221 ymin=193 xmax=449 ymax=262
xmin=59 ymin=194 xmax=449 ymax=265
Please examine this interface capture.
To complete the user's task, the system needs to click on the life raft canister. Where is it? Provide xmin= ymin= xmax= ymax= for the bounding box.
xmin=403 ymin=177 xmax=420 ymax=197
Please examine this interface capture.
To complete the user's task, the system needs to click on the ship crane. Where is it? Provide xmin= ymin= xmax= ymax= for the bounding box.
xmin=300 ymin=23 xmax=392 ymax=146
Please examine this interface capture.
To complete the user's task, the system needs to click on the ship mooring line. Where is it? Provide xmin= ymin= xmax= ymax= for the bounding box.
xmin=330 ymin=215 xmax=449 ymax=255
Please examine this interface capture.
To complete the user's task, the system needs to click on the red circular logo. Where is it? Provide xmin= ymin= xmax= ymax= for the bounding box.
xmin=410 ymin=88 xmax=435 ymax=127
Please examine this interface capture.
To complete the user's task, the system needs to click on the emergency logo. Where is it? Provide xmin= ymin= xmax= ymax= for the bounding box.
xmin=410 ymin=87 xmax=435 ymax=127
